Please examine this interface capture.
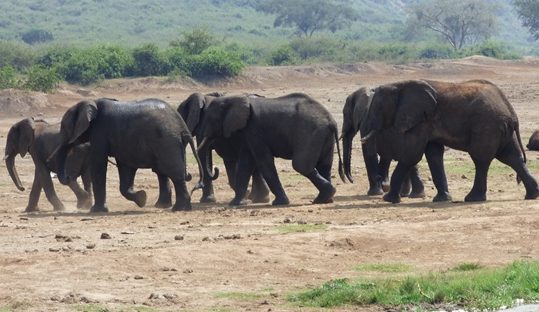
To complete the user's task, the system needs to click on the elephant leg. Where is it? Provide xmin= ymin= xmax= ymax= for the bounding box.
xmin=248 ymin=144 xmax=289 ymax=206
xmin=67 ymin=180 xmax=91 ymax=210
xmin=464 ymin=157 xmax=491 ymax=202
xmin=38 ymin=167 xmax=65 ymax=211
xmin=154 ymin=173 xmax=172 ymax=208
xmin=378 ymin=157 xmax=391 ymax=192
xmin=383 ymin=162 xmax=415 ymax=204
xmin=408 ymin=165 xmax=426 ymax=198
xmin=496 ymin=142 xmax=539 ymax=200
xmin=117 ymin=163 xmax=146 ymax=208
xmin=224 ymin=159 xmax=238 ymax=192
xmin=229 ymin=150 xmax=254 ymax=206
xmin=25 ymin=170 xmax=42 ymax=212
xmin=363 ymin=147 xmax=383 ymax=196
xmin=200 ymin=149 xmax=216 ymax=203
xmin=171 ymin=177 xmax=191 ymax=211
xmin=248 ymin=169 xmax=270 ymax=203
xmin=307 ymin=154 xmax=336 ymax=204
xmin=399 ymin=172 xmax=412 ymax=197
xmin=82 ymin=169 xmax=92 ymax=195
xmin=425 ymin=142 xmax=451 ymax=202
xmin=90 ymin=153 xmax=109 ymax=213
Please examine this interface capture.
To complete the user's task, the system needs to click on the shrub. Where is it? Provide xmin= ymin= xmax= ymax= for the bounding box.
xmin=37 ymin=46 xmax=77 ymax=68
xmin=0 ymin=66 xmax=20 ymax=89
xmin=23 ymin=65 xmax=60 ymax=92
xmin=269 ymin=46 xmax=299 ymax=65
xmin=465 ymin=40 xmax=520 ymax=60
xmin=131 ymin=43 xmax=167 ymax=76
xmin=187 ymin=47 xmax=245 ymax=78
xmin=56 ymin=49 xmax=103 ymax=85
xmin=163 ymin=47 xmax=190 ymax=75
xmin=170 ymin=27 xmax=216 ymax=55
xmin=289 ymin=37 xmax=340 ymax=60
xmin=21 ymin=29 xmax=54 ymax=45
xmin=418 ymin=44 xmax=456 ymax=59
xmin=0 ymin=41 xmax=36 ymax=70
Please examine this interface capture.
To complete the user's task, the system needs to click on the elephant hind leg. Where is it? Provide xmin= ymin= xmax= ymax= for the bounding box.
xmin=154 ymin=173 xmax=172 ymax=208
xmin=117 ymin=163 xmax=146 ymax=208
xmin=464 ymin=157 xmax=491 ymax=202
xmin=408 ymin=165 xmax=425 ymax=198
xmin=67 ymin=180 xmax=92 ymax=209
xmin=171 ymin=178 xmax=191 ymax=211
xmin=496 ymin=142 xmax=539 ymax=200
xmin=248 ymin=169 xmax=270 ymax=203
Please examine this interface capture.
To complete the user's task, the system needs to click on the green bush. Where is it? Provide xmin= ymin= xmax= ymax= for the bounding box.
xmin=171 ymin=27 xmax=216 ymax=55
xmin=269 ymin=46 xmax=299 ymax=65
xmin=131 ymin=43 xmax=167 ymax=76
xmin=23 ymin=65 xmax=60 ymax=92
xmin=465 ymin=40 xmax=520 ymax=60
xmin=289 ymin=37 xmax=340 ymax=60
xmin=0 ymin=41 xmax=36 ymax=70
xmin=37 ymin=46 xmax=77 ymax=68
xmin=418 ymin=44 xmax=456 ymax=59
xmin=163 ymin=47 xmax=190 ymax=75
xmin=187 ymin=47 xmax=245 ymax=78
xmin=0 ymin=66 xmax=20 ymax=89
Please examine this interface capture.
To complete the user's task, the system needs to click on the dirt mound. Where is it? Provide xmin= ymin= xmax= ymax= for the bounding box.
xmin=0 ymin=89 xmax=53 ymax=117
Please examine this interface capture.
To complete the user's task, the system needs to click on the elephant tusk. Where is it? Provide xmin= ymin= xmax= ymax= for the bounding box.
xmin=2 ymin=154 xmax=8 ymax=161
xmin=196 ymin=137 xmax=211 ymax=153
xmin=360 ymin=130 xmax=376 ymax=144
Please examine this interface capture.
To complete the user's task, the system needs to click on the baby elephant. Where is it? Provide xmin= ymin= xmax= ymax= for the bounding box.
xmin=4 ymin=118 xmax=92 ymax=212
xmin=528 ymin=130 xmax=539 ymax=151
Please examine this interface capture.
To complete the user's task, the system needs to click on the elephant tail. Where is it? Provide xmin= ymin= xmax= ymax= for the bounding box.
xmin=515 ymin=121 xmax=526 ymax=184
xmin=334 ymin=127 xmax=346 ymax=183
xmin=185 ymin=134 xmax=205 ymax=194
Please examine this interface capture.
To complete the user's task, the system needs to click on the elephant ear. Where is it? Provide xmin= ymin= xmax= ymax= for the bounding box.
xmin=62 ymin=100 xmax=97 ymax=144
xmin=353 ymin=87 xmax=372 ymax=132
xmin=14 ymin=118 xmax=35 ymax=157
xmin=223 ymin=96 xmax=250 ymax=138
xmin=394 ymin=80 xmax=438 ymax=133
xmin=178 ymin=93 xmax=205 ymax=133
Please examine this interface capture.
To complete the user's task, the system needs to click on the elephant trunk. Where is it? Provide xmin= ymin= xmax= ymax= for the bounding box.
xmin=5 ymin=155 xmax=25 ymax=191
xmin=342 ymin=133 xmax=355 ymax=183
xmin=56 ymin=146 xmax=71 ymax=185
xmin=197 ymin=137 xmax=219 ymax=180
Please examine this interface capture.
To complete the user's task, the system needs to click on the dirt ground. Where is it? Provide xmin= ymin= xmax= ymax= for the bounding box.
xmin=1 ymin=56 xmax=539 ymax=312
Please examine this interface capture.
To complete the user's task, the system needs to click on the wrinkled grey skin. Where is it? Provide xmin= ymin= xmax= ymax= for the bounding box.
xmin=4 ymin=118 xmax=92 ymax=212
xmin=527 ymin=130 xmax=539 ymax=151
xmin=54 ymin=98 xmax=204 ymax=213
xmin=177 ymin=92 xmax=269 ymax=204
xmin=362 ymin=79 xmax=539 ymax=203
xmin=197 ymin=93 xmax=346 ymax=206
xmin=341 ymin=87 xmax=424 ymax=198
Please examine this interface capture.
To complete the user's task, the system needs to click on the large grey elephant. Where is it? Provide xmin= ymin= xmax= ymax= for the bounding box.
xmin=177 ymin=92 xmax=269 ymax=203
xmin=52 ymin=98 xmax=204 ymax=213
xmin=197 ymin=93 xmax=346 ymax=206
xmin=361 ymin=79 xmax=539 ymax=203
xmin=341 ymin=87 xmax=425 ymax=197
xmin=4 ymin=117 xmax=92 ymax=212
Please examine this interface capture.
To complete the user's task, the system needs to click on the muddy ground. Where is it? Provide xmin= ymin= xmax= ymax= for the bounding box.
xmin=1 ymin=56 xmax=539 ymax=311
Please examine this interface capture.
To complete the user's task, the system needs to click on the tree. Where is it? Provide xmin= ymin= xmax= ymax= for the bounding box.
xmin=407 ymin=0 xmax=497 ymax=50
xmin=256 ymin=0 xmax=357 ymax=37
xmin=513 ymin=0 xmax=539 ymax=40
xmin=170 ymin=28 xmax=216 ymax=55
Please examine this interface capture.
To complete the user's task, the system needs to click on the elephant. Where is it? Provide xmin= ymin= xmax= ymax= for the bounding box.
xmin=361 ymin=79 xmax=539 ymax=203
xmin=341 ymin=87 xmax=425 ymax=198
xmin=527 ymin=130 xmax=539 ymax=151
xmin=177 ymin=92 xmax=270 ymax=203
xmin=197 ymin=92 xmax=346 ymax=206
xmin=52 ymin=98 xmax=204 ymax=213
xmin=4 ymin=117 xmax=92 ymax=212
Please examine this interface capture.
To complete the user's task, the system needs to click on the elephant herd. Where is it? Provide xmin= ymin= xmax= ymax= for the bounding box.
xmin=4 ymin=79 xmax=539 ymax=213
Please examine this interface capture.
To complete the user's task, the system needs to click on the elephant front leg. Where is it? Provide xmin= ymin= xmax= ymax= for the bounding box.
xmin=362 ymin=147 xmax=384 ymax=196
xmin=67 ymin=180 xmax=92 ymax=210
xmin=25 ymin=171 xmax=43 ymax=212
xmin=38 ymin=167 xmax=65 ymax=211
xmin=248 ymin=169 xmax=270 ymax=203
xmin=229 ymin=150 xmax=255 ymax=206
xmin=425 ymin=142 xmax=451 ymax=202
xmin=117 ymin=163 xmax=146 ymax=208
xmin=383 ymin=162 xmax=414 ymax=204
xmin=465 ymin=157 xmax=491 ymax=202
xmin=90 ymin=154 xmax=109 ymax=213
xmin=154 ymin=173 xmax=172 ymax=208
xmin=200 ymin=148 xmax=217 ymax=203
xmin=408 ymin=165 xmax=425 ymax=198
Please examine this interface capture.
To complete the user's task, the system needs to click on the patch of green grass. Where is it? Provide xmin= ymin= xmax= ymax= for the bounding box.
xmin=355 ymin=263 xmax=413 ymax=273
xmin=0 ymin=301 xmax=32 ymax=312
xmin=289 ymin=260 xmax=539 ymax=310
xmin=74 ymin=304 xmax=110 ymax=312
xmin=215 ymin=291 xmax=265 ymax=301
xmin=277 ymin=223 xmax=328 ymax=234
xmin=450 ymin=262 xmax=483 ymax=272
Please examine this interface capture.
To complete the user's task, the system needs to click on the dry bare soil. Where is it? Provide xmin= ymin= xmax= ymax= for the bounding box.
xmin=1 ymin=57 xmax=539 ymax=311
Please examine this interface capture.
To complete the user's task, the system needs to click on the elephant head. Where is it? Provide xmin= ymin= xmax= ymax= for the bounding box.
xmin=341 ymin=87 xmax=372 ymax=182
xmin=4 ymin=118 xmax=36 ymax=191
xmin=361 ymin=80 xmax=438 ymax=143
xmin=54 ymin=100 xmax=97 ymax=185
xmin=177 ymin=92 xmax=225 ymax=136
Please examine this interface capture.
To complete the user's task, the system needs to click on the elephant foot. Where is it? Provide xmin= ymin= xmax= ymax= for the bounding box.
xmin=200 ymin=194 xmax=217 ymax=203
xmin=154 ymin=200 xmax=172 ymax=209
xmin=229 ymin=198 xmax=249 ymax=207
xmin=53 ymin=203 xmax=66 ymax=212
xmin=383 ymin=192 xmax=401 ymax=204
xmin=134 ymin=191 xmax=147 ymax=208
xmin=433 ymin=192 xmax=452 ymax=202
xmin=90 ymin=205 xmax=109 ymax=213
xmin=409 ymin=190 xmax=426 ymax=199
xmin=367 ymin=187 xmax=384 ymax=196
xmin=77 ymin=195 xmax=92 ymax=210
xmin=172 ymin=202 xmax=192 ymax=212
xmin=272 ymin=196 xmax=290 ymax=206
xmin=249 ymin=193 xmax=270 ymax=204
xmin=24 ymin=206 xmax=39 ymax=213
xmin=464 ymin=192 xmax=486 ymax=202
xmin=313 ymin=185 xmax=336 ymax=204
xmin=525 ymin=188 xmax=539 ymax=200
xmin=381 ymin=180 xmax=390 ymax=193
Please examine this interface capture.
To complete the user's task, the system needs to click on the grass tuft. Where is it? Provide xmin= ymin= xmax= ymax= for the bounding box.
xmin=451 ymin=262 xmax=483 ymax=272
xmin=355 ymin=263 xmax=413 ymax=273
xmin=215 ymin=291 xmax=265 ymax=301
xmin=289 ymin=260 xmax=539 ymax=310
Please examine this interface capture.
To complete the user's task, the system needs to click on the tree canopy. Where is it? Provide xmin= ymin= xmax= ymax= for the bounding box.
xmin=513 ymin=0 xmax=539 ymax=40
xmin=407 ymin=0 xmax=497 ymax=50
xmin=256 ymin=0 xmax=358 ymax=37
